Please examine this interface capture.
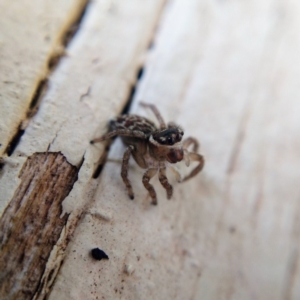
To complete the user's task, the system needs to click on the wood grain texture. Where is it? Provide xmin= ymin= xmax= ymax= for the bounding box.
xmin=1 ymin=0 xmax=300 ymax=299
xmin=0 ymin=0 xmax=87 ymax=156
xmin=48 ymin=0 xmax=300 ymax=299
xmin=0 ymin=152 xmax=78 ymax=300
xmin=0 ymin=0 xmax=166 ymax=299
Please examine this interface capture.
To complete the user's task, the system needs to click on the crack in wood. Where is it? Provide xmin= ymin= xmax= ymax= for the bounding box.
xmin=91 ymin=63 xmax=149 ymax=179
xmin=62 ymin=0 xmax=90 ymax=48
xmin=3 ymin=0 xmax=91 ymax=158
xmin=79 ymin=85 xmax=91 ymax=101
xmin=5 ymin=124 xmax=25 ymax=157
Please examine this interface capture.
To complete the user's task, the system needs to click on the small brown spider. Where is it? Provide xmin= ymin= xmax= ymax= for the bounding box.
xmin=91 ymin=102 xmax=204 ymax=205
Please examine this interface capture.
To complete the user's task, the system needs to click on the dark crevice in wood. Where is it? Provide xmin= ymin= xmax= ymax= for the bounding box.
xmin=122 ymin=84 xmax=136 ymax=115
xmin=28 ymin=79 xmax=48 ymax=113
xmin=146 ymin=0 xmax=169 ymax=50
xmin=121 ymin=0 xmax=167 ymax=115
xmin=92 ymin=1 xmax=167 ymax=178
xmin=93 ymin=162 xmax=104 ymax=179
xmin=0 ymin=152 xmax=79 ymax=300
xmin=47 ymin=0 xmax=90 ymax=72
xmin=137 ymin=66 xmax=144 ymax=81
xmin=0 ymin=158 xmax=4 ymax=176
xmin=92 ymin=63 xmax=145 ymax=178
xmin=62 ymin=0 xmax=90 ymax=47
xmin=3 ymin=0 xmax=91 ymax=157
xmin=92 ymin=144 xmax=112 ymax=179
xmin=5 ymin=124 xmax=25 ymax=156
xmin=122 ymin=64 xmax=146 ymax=115
xmin=91 ymin=63 xmax=149 ymax=178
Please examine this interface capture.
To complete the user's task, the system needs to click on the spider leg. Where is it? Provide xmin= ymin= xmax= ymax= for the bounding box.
xmin=182 ymin=137 xmax=199 ymax=152
xmin=182 ymin=137 xmax=200 ymax=167
xmin=183 ymin=149 xmax=190 ymax=167
xmin=91 ymin=129 xmax=147 ymax=143
xmin=182 ymin=152 xmax=205 ymax=182
xmin=142 ymin=168 xmax=158 ymax=205
xmin=158 ymin=167 xmax=173 ymax=199
xmin=170 ymin=165 xmax=182 ymax=182
xmin=121 ymin=145 xmax=135 ymax=200
xmin=140 ymin=102 xmax=166 ymax=130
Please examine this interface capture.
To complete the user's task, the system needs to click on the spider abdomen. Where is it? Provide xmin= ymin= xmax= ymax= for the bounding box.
xmin=110 ymin=115 xmax=157 ymax=137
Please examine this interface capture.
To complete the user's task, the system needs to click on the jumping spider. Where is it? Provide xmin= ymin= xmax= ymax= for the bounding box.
xmin=91 ymin=102 xmax=204 ymax=205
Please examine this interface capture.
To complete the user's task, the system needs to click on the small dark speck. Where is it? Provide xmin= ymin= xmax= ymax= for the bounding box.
xmin=229 ymin=226 xmax=236 ymax=234
xmin=130 ymin=195 xmax=134 ymax=200
xmin=91 ymin=248 xmax=109 ymax=260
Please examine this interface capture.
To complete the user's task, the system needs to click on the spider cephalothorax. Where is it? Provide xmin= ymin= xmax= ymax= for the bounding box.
xmin=152 ymin=125 xmax=184 ymax=145
xmin=148 ymin=135 xmax=184 ymax=164
xmin=91 ymin=102 xmax=204 ymax=205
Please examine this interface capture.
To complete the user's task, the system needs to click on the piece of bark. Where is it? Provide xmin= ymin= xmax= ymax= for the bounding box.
xmin=0 ymin=153 xmax=78 ymax=299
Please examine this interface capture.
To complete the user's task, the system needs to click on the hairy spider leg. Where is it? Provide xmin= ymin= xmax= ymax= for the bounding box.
xmin=91 ymin=129 xmax=148 ymax=143
xmin=121 ymin=145 xmax=135 ymax=199
xmin=158 ymin=167 xmax=173 ymax=199
xmin=170 ymin=166 xmax=182 ymax=182
xmin=142 ymin=168 xmax=158 ymax=205
xmin=140 ymin=102 xmax=167 ymax=130
xmin=182 ymin=137 xmax=199 ymax=152
xmin=181 ymin=152 xmax=204 ymax=182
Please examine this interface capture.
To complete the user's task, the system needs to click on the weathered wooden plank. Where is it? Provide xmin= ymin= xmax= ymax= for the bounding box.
xmin=2 ymin=0 xmax=300 ymax=299
xmin=48 ymin=0 xmax=211 ymax=299
xmin=47 ymin=0 xmax=300 ymax=299
xmin=0 ymin=0 xmax=166 ymax=298
xmin=0 ymin=0 xmax=88 ymax=156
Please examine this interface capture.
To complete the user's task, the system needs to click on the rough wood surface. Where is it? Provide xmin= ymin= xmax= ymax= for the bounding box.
xmin=0 ymin=153 xmax=78 ymax=299
xmin=0 ymin=0 xmax=88 ymax=156
xmin=0 ymin=0 xmax=166 ymax=299
xmin=1 ymin=0 xmax=300 ymax=299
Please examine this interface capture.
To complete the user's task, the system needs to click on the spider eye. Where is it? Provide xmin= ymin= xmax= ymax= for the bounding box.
xmin=167 ymin=137 xmax=173 ymax=145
